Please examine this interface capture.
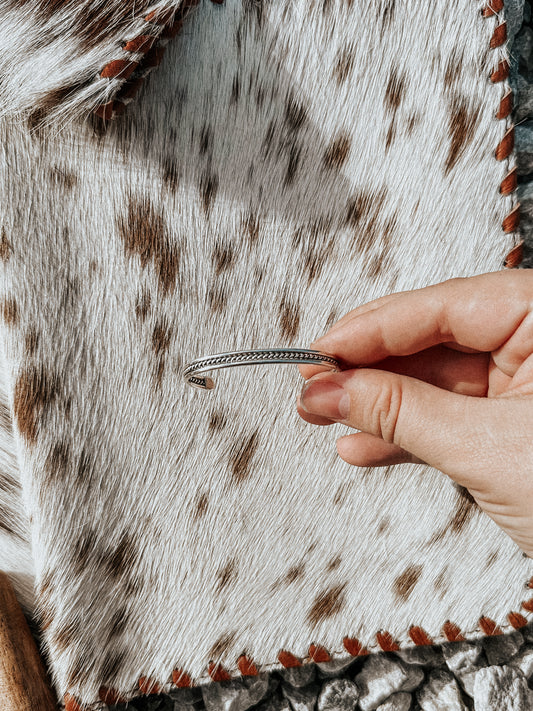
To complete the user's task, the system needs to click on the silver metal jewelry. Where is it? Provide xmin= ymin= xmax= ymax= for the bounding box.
xmin=182 ymin=348 xmax=340 ymax=390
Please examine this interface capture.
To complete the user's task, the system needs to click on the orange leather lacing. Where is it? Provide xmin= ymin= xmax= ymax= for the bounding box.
xmin=63 ymin=608 xmax=531 ymax=710
xmin=93 ymin=0 xmax=206 ymax=120
xmin=482 ymin=0 xmax=524 ymax=266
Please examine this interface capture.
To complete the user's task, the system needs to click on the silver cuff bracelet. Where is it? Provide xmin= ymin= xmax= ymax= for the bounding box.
xmin=182 ymin=348 xmax=340 ymax=390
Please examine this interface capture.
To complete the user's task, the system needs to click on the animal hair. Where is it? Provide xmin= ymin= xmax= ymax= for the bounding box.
xmin=0 ymin=0 xmax=527 ymax=706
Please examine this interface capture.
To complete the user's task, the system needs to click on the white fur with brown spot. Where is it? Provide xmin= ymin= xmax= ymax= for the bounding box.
xmin=0 ymin=0 xmax=530 ymax=705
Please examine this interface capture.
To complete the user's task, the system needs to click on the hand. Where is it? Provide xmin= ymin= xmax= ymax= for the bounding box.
xmin=296 ymin=271 xmax=533 ymax=557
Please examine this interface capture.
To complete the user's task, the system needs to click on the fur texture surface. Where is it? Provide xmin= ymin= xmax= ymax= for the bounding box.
xmin=0 ymin=0 xmax=530 ymax=706
xmin=0 ymin=0 xmax=195 ymax=123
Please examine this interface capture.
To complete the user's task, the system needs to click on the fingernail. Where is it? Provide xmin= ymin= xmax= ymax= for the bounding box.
xmin=300 ymin=381 xmax=350 ymax=420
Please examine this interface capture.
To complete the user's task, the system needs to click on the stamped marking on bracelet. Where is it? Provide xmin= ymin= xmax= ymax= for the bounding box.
xmin=182 ymin=348 xmax=340 ymax=390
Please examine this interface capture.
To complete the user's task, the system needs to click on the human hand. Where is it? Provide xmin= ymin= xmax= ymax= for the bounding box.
xmin=296 ymin=271 xmax=533 ymax=557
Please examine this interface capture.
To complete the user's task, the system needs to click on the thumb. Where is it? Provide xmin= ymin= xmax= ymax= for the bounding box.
xmin=299 ymin=368 xmax=520 ymax=490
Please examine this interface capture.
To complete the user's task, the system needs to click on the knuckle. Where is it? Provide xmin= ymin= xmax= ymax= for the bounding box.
xmin=371 ymin=377 xmax=403 ymax=444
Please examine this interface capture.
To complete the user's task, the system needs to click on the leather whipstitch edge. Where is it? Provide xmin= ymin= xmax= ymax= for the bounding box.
xmin=92 ymin=0 xmax=203 ymax=121
xmin=63 ymin=613 xmax=533 ymax=710
xmin=63 ymin=608 xmax=533 ymax=710
xmin=482 ymin=0 xmax=525 ymax=266
xmin=62 ymin=2 xmax=529 ymax=708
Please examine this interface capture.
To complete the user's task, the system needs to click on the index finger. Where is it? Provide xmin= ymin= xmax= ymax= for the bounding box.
xmin=302 ymin=271 xmax=533 ymax=374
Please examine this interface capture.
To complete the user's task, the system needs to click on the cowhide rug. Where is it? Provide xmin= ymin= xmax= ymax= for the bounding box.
xmin=0 ymin=0 xmax=530 ymax=707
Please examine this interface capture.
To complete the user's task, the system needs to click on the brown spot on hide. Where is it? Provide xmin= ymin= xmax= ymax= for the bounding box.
xmin=39 ymin=604 xmax=55 ymax=633
xmin=162 ymin=155 xmax=179 ymax=190
xmin=427 ymin=527 xmax=446 ymax=547
xmin=72 ymin=529 xmax=98 ymax=575
xmin=123 ymin=34 xmax=155 ymax=53
xmin=323 ymin=134 xmax=351 ymax=169
xmin=345 ymin=189 xmax=377 ymax=227
xmin=393 ymin=564 xmax=423 ymax=601
xmin=209 ymin=632 xmax=237 ymax=660
xmin=307 ymin=584 xmax=347 ymax=626
xmin=28 ymin=80 xmax=91 ymax=124
xmin=229 ymin=430 xmax=260 ymax=484
xmin=254 ymin=265 xmax=265 ymax=285
xmin=13 ymin=366 xmax=58 ymax=443
xmin=445 ymin=98 xmax=481 ymax=175
xmin=216 ymin=560 xmax=237 ymax=592
xmin=333 ymin=483 xmax=349 ymax=506
xmin=284 ymin=564 xmax=305 ymax=584
xmin=0 ymin=400 xmax=10 ymax=432
xmin=301 ymin=233 xmax=325 ymax=269
xmin=444 ymin=56 xmax=462 ymax=90
xmin=486 ymin=550 xmax=498 ymax=567
xmin=434 ymin=569 xmax=447 ymax=593
xmin=212 ymin=242 xmax=235 ymax=276
xmin=119 ymin=198 xmax=179 ymax=295
xmin=100 ymin=650 xmax=127 ymax=683
xmin=384 ymin=69 xmax=405 ymax=113
xmin=152 ymin=321 xmax=172 ymax=356
xmin=106 ymin=534 xmax=136 ymax=578
xmin=208 ymin=410 xmax=227 ymax=432
xmin=385 ymin=122 xmax=396 ymax=151
xmin=194 ymin=492 xmax=209 ymax=520
xmin=135 ymin=291 xmax=151 ymax=320
xmin=279 ymin=296 xmax=300 ymax=342
xmin=38 ymin=572 xmax=53 ymax=600
xmin=262 ymin=120 xmax=276 ymax=159
xmin=284 ymin=95 xmax=307 ymax=132
xmin=377 ymin=517 xmax=390 ymax=534
xmin=44 ymin=441 xmax=70 ymax=485
xmin=124 ymin=576 xmax=143 ymax=599
xmin=66 ymin=647 xmax=95 ymax=688
xmin=108 ymin=607 xmax=129 ymax=638
xmin=376 ymin=631 xmax=400 ymax=652
xmin=324 ymin=310 xmax=337 ymax=330
xmin=366 ymin=252 xmax=391 ymax=279
xmin=0 ymin=512 xmax=17 ymax=538
xmin=327 ymin=556 xmax=342 ymax=572
xmin=76 ymin=448 xmax=96 ymax=483
xmin=207 ymin=284 xmax=227 ymax=313
xmin=200 ymin=170 xmax=219 ymax=214
xmin=1 ymin=297 xmax=18 ymax=325
xmin=406 ymin=112 xmax=421 ymax=136
xmin=242 ymin=213 xmax=260 ymax=245
xmin=285 ymin=143 xmax=301 ymax=185
xmin=199 ymin=123 xmax=213 ymax=156
xmin=49 ymin=166 xmax=78 ymax=190
xmin=0 ymin=228 xmax=13 ymax=262
xmin=382 ymin=215 xmax=397 ymax=250
xmin=51 ymin=620 xmax=81 ymax=652
xmin=231 ymin=75 xmax=240 ymax=103
xmin=449 ymin=486 xmax=478 ymax=533
xmin=334 ymin=47 xmax=354 ymax=84
xmin=381 ymin=0 xmax=396 ymax=26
